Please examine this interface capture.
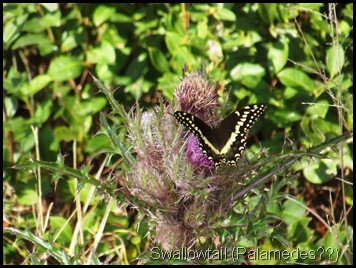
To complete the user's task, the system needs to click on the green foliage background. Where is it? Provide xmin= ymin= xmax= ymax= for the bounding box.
xmin=3 ymin=3 xmax=353 ymax=264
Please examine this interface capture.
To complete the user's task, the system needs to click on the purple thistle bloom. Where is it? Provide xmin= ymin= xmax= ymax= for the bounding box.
xmin=186 ymin=134 xmax=214 ymax=170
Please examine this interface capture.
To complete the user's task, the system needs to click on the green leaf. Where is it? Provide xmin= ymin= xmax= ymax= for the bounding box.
xmin=316 ymin=224 xmax=350 ymax=263
xmin=268 ymin=39 xmax=289 ymax=74
xmin=91 ymin=74 xmax=126 ymax=118
xmin=283 ymin=87 xmax=298 ymax=99
xmin=39 ymin=3 xmax=59 ymax=12
xmin=99 ymin=112 xmax=135 ymax=166
xmin=12 ymin=33 xmax=49 ymax=49
xmin=231 ymin=63 xmax=266 ymax=79
xmin=258 ymin=3 xmax=277 ymax=24
xmin=147 ymin=47 xmax=170 ymax=73
xmin=93 ymin=5 xmax=116 ymax=26
xmin=305 ymin=100 xmax=330 ymax=119
xmin=4 ymin=95 xmax=18 ymax=118
xmin=157 ymin=72 xmax=178 ymax=99
xmin=296 ymin=3 xmax=324 ymax=11
xmin=27 ymin=74 xmax=52 ymax=96
xmin=237 ymin=237 xmax=256 ymax=248
xmin=303 ymin=158 xmax=337 ymax=184
xmin=273 ymin=109 xmax=302 ymax=124
xmin=41 ymin=10 xmax=61 ymax=27
xmin=130 ymin=236 xmax=142 ymax=246
xmin=17 ymin=188 xmax=38 ymax=206
xmin=124 ymin=52 xmax=148 ymax=81
xmin=307 ymin=132 xmax=351 ymax=155
xmin=34 ymin=98 xmax=52 ymax=124
xmin=54 ymin=126 xmax=76 ymax=142
xmin=87 ymin=97 xmax=107 ymax=114
xmin=326 ymin=45 xmax=345 ymax=79
xmin=48 ymin=216 xmax=73 ymax=244
xmin=85 ymin=133 xmax=112 ymax=154
xmin=88 ymin=40 xmax=116 ymax=64
xmin=67 ymin=178 xmax=101 ymax=205
xmin=165 ymin=9 xmax=184 ymax=35
xmin=230 ymin=63 xmax=266 ymax=88
xmin=47 ymin=56 xmax=85 ymax=81
xmin=165 ymin=31 xmax=185 ymax=58
xmin=281 ymin=199 xmax=306 ymax=225
xmin=22 ymin=11 xmax=62 ymax=32
xmin=3 ymin=12 xmax=29 ymax=48
xmin=111 ymin=12 xmax=132 ymax=23
xmin=61 ymin=29 xmax=85 ymax=52
xmin=270 ymin=229 xmax=291 ymax=249
xmin=277 ymin=68 xmax=314 ymax=92
xmin=217 ymin=7 xmax=236 ymax=22
xmin=4 ymin=227 xmax=77 ymax=264
xmin=13 ymin=156 xmax=105 ymax=190
xmin=287 ymin=218 xmax=313 ymax=244
xmin=4 ymin=117 xmax=31 ymax=142
xmin=196 ymin=18 xmax=208 ymax=39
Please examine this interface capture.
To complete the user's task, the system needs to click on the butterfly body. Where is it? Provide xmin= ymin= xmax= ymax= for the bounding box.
xmin=174 ymin=104 xmax=266 ymax=168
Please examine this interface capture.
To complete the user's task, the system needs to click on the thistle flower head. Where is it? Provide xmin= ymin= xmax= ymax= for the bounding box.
xmin=175 ymin=71 xmax=220 ymax=124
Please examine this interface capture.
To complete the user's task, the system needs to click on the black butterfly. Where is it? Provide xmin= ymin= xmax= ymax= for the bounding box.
xmin=174 ymin=104 xmax=266 ymax=168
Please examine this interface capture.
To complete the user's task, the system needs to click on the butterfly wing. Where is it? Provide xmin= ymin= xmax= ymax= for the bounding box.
xmin=174 ymin=104 xmax=266 ymax=169
xmin=174 ymin=112 xmax=221 ymax=164
xmin=214 ymin=104 xmax=266 ymax=166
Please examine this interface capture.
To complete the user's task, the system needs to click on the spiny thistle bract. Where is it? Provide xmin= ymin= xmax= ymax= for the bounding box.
xmin=123 ymin=68 xmax=268 ymax=256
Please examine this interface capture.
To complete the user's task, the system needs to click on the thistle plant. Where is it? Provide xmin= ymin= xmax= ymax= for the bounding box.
xmin=121 ymin=67 xmax=272 ymax=255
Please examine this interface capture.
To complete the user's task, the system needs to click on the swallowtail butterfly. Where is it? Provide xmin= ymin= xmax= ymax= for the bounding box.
xmin=174 ymin=104 xmax=266 ymax=168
